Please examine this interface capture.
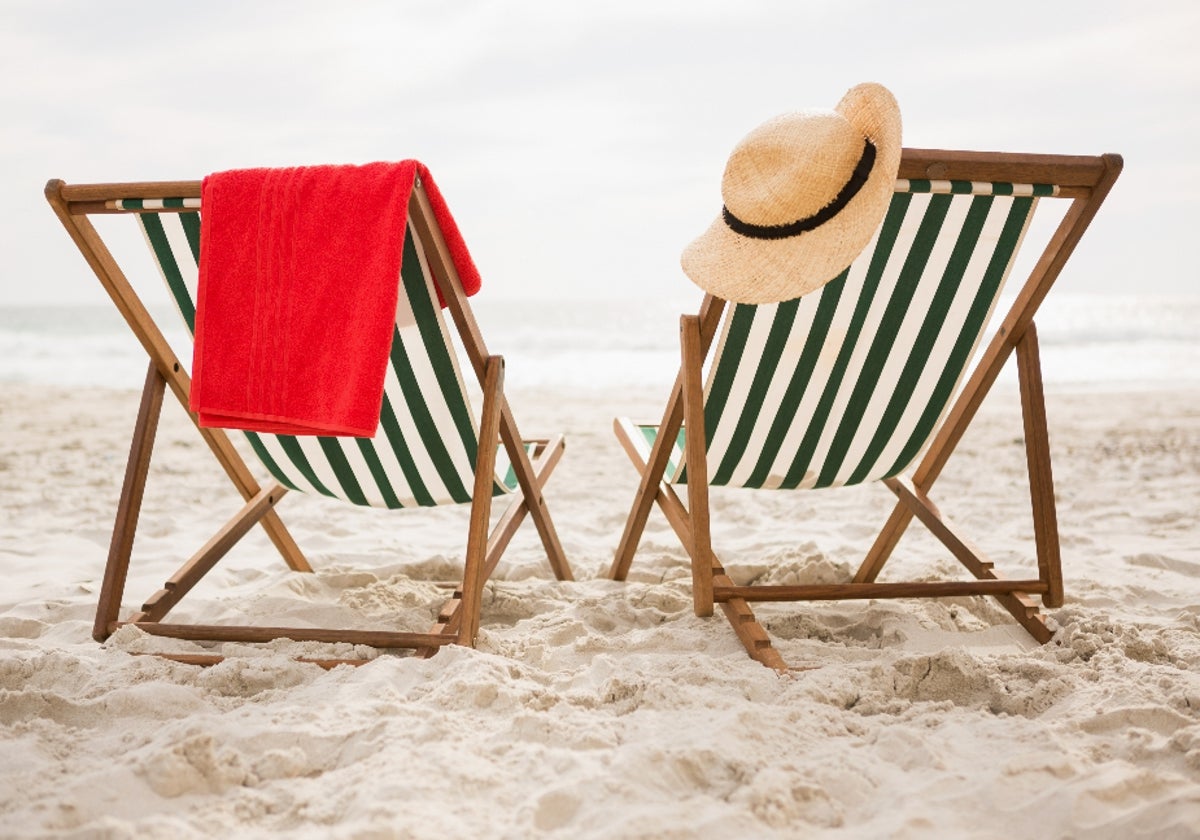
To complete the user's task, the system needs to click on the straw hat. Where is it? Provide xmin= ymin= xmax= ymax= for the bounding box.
xmin=682 ymin=83 xmax=901 ymax=304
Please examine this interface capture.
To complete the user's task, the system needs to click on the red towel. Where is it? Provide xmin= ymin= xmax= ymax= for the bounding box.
xmin=190 ymin=160 xmax=482 ymax=437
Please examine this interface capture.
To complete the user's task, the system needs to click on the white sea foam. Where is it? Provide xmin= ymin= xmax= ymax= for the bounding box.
xmin=2 ymin=293 xmax=1198 ymax=393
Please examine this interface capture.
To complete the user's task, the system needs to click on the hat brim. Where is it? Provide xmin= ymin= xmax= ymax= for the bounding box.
xmin=682 ymin=83 xmax=902 ymax=304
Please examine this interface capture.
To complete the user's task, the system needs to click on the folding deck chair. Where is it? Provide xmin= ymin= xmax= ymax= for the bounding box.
xmin=610 ymin=149 xmax=1122 ymax=671
xmin=45 ymin=174 xmax=574 ymax=667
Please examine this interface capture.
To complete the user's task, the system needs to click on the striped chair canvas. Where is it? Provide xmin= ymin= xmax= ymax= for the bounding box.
xmin=610 ymin=150 xmax=1122 ymax=670
xmin=136 ymin=200 xmax=515 ymax=510
xmin=46 ymin=175 xmax=573 ymax=666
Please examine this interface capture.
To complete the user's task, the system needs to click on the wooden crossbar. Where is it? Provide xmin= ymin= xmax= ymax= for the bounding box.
xmin=123 ymin=622 xmax=457 ymax=648
xmin=715 ymin=580 xmax=1049 ymax=602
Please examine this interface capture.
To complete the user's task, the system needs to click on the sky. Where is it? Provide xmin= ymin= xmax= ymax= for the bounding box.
xmin=2 ymin=0 xmax=1197 ymax=308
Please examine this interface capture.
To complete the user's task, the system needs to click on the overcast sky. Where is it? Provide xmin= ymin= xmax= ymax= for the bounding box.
xmin=2 ymin=0 xmax=1197 ymax=308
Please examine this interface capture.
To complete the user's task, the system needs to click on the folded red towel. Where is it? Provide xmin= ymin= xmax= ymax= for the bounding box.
xmin=190 ymin=160 xmax=481 ymax=437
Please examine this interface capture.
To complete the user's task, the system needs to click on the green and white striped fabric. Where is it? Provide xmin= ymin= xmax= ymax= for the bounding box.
xmin=121 ymin=199 xmax=516 ymax=509
xmin=666 ymin=180 xmax=1048 ymax=490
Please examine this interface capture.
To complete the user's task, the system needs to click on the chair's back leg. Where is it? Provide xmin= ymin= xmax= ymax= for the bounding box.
xmin=94 ymin=362 xmax=166 ymax=641
xmin=44 ymin=182 xmax=311 ymax=575
xmin=406 ymin=183 xmax=574 ymax=583
xmin=852 ymin=167 xmax=1121 ymax=587
xmin=1016 ymin=322 xmax=1063 ymax=607
xmin=855 ymin=322 xmax=1063 ymax=597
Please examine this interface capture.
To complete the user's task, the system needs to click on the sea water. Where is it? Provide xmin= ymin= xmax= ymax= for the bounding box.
xmin=1 ymin=294 xmax=1198 ymax=394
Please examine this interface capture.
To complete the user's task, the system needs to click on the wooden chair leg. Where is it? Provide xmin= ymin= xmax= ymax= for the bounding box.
xmin=94 ymin=362 xmax=166 ymax=641
xmin=680 ymin=315 xmax=715 ymax=617
xmin=611 ymin=294 xmax=726 ymax=582
xmin=415 ymin=431 xmax=562 ymax=655
xmin=458 ymin=355 xmax=505 ymax=647
xmin=856 ymin=324 xmax=1063 ymax=636
xmin=41 ymin=196 xmax=312 ymax=578
xmin=854 ymin=325 xmax=1049 ymax=590
xmin=1016 ymin=323 xmax=1064 ymax=607
xmin=406 ymin=181 xmax=572 ymax=585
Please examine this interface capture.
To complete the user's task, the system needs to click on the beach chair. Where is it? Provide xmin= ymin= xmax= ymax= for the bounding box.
xmin=610 ymin=149 xmax=1122 ymax=670
xmin=45 ymin=174 xmax=574 ymax=667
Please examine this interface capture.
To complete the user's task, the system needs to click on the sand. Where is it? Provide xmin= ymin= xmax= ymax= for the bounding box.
xmin=1 ymin=381 xmax=1198 ymax=838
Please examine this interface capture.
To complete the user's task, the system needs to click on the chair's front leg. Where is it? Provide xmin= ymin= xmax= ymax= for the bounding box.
xmin=459 ymin=355 xmax=505 ymax=647
xmin=681 ymin=315 xmax=715 ymax=617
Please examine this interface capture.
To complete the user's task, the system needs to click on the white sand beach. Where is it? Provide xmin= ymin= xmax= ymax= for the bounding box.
xmin=1 ymin=380 xmax=1198 ymax=838
xmin=5 ymin=0 xmax=1200 ymax=835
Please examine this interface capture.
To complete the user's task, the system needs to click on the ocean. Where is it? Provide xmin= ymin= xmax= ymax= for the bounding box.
xmin=1 ymin=294 xmax=1198 ymax=394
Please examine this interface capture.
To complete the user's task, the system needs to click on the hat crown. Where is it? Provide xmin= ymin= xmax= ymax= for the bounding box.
xmin=682 ymin=82 xmax=902 ymax=304
xmin=721 ymin=110 xmax=865 ymax=228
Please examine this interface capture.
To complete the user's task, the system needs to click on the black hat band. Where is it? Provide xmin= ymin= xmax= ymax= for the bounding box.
xmin=722 ymin=138 xmax=877 ymax=241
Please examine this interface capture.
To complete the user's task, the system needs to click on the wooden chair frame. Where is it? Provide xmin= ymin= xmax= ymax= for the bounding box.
xmin=609 ymin=149 xmax=1123 ymax=671
xmin=46 ymin=177 xmax=574 ymax=667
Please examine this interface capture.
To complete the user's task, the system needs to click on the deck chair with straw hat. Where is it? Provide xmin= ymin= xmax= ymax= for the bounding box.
xmin=45 ymin=161 xmax=574 ymax=667
xmin=609 ymin=83 xmax=1122 ymax=670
